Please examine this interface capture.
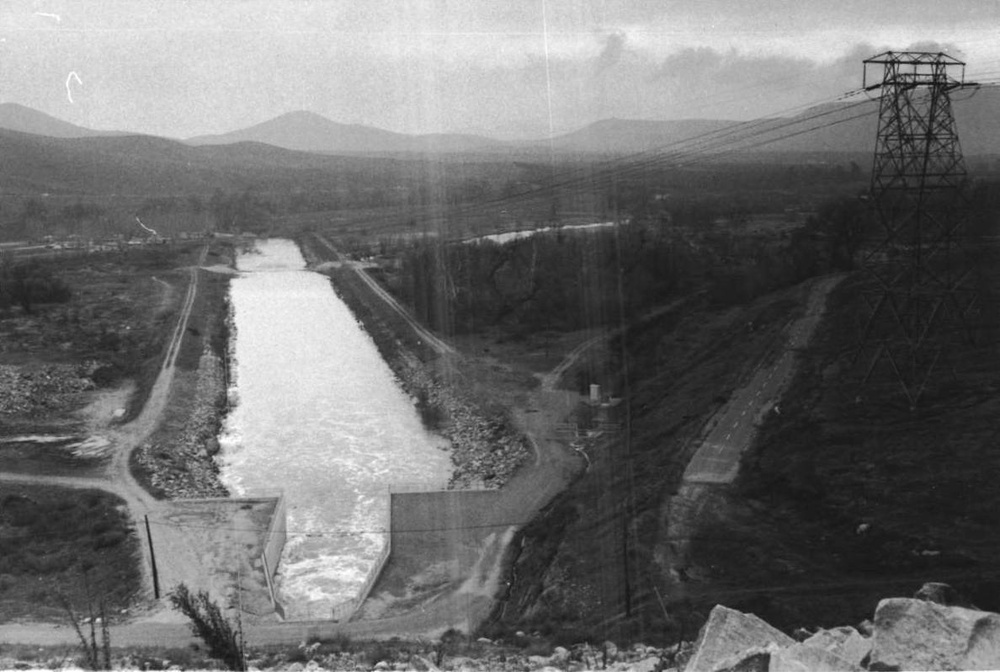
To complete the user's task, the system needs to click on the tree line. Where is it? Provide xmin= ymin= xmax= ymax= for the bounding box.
xmin=382 ymin=196 xmax=869 ymax=340
xmin=0 ymin=258 xmax=72 ymax=313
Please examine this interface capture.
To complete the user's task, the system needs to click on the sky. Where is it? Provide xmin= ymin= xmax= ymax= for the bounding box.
xmin=2 ymin=0 xmax=1000 ymax=140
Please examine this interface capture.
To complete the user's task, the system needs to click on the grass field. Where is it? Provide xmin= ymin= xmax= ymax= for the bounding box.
xmin=716 ymin=276 xmax=1000 ymax=628
xmin=0 ymin=241 xmax=233 ymax=619
xmin=0 ymin=484 xmax=143 ymax=621
xmin=0 ymin=439 xmax=106 ymax=478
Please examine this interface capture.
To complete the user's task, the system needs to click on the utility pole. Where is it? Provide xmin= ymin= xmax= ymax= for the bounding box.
xmin=144 ymin=514 xmax=160 ymax=599
xmin=857 ymin=51 xmax=978 ymax=408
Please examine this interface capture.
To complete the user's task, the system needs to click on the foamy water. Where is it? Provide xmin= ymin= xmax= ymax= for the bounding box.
xmin=217 ymin=238 xmax=452 ymax=619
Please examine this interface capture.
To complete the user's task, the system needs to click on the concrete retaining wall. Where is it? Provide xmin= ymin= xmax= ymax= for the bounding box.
xmin=261 ymin=492 xmax=287 ymax=584
xmin=389 ymin=490 xmax=505 ymax=538
xmin=378 ymin=488 xmax=508 ymax=616
xmin=331 ymin=530 xmax=391 ymax=622
xmin=260 ymin=493 xmax=287 ymax=618
xmin=330 ymin=487 xmax=506 ymax=623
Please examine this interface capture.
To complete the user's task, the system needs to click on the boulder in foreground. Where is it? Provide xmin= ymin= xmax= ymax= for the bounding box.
xmin=684 ymin=605 xmax=794 ymax=672
xmin=869 ymin=597 xmax=1000 ymax=671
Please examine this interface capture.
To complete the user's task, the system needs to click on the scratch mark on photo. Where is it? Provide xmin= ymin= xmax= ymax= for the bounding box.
xmin=65 ymin=71 xmax=82 ymax=103
xmin=34 ymin=11 xmax=61 ymax=22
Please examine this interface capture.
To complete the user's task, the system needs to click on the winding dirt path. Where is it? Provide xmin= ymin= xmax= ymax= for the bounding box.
xmin=2 ymin=239 xmax=618 ymax=646
xmin=1 ymin=247 xmax=209 ymax=618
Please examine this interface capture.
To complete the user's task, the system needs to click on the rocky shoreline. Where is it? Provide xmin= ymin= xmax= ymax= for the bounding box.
xmin=130 ymin=239 xmax=531 ymax=499
xmin=400 ymin=356 xmax=531 ymax=489
xmin=322 ymin=264 xmax=530 ymax=490
xmin=134 ymin=345 xmax=230 ymax=499
xmin=134 ymin=268 xmax=234 ymax=500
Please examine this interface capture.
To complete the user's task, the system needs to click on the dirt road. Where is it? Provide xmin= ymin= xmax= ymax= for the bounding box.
xmin=0 ymin=239 xmax=590 ymax=646
xmin=312 ymin=233 xmax=456 ymax=356
xmin=1 ymin=248 xmax=211 ymax=612
xmin=683 ymin=275 xmax=844 ymax=484
xmin=541 ymin=295 xmax=695 ymax=393
xmin=662 ymin=274 xmax=845 ymax=591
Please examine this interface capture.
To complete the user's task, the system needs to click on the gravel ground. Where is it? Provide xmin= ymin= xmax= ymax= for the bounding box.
xmin=399 ymin=358 xmax=531 ymax=490
xmin=134 ymin=347 xmax=229 ymax=499
xmin=0 ymin=362 xmax=98 ymax=418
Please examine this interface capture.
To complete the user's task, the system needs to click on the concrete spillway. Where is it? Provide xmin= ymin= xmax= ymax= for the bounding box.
xmin=217 ymin=238 xmax=452 ymax=620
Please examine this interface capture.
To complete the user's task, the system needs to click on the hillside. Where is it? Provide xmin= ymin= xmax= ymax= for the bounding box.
xmin=5 ymin=95 xmax=997 ymax=166
xmin=490 ymin=268 xmax=1000 ymax=642
xmin=538 ymin=87 xmax=1000 ymax=156
xmin=0 ymin=103 xmax=127 ymax=139
xmin=0 ymin=128 xmax=408 ymax=196
xmin=187 ymin=110 xmax=502 ymax=154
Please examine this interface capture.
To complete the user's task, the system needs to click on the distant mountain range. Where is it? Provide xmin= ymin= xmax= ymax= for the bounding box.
xmin=1 ymin=89 xmax=998 ymax=171
xmin=186 ymin=110 xmax=504 ymax=154
xmin=0 ymin=126 xmax=407 ymax=196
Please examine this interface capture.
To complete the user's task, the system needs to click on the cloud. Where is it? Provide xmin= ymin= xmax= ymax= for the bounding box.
xmin=654 ymin=46 xmax=724 ymax=79
xmin=595 ymin=32 xmax=627 ymax=72
xmin=903 ymin=41 xmax=967 ymax=60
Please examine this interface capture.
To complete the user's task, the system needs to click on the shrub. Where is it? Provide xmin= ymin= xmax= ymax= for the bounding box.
xmin=92 ymin=531 xmax=126 ymax=550
xmin=169 ymin=583 xmax=246 ymax=671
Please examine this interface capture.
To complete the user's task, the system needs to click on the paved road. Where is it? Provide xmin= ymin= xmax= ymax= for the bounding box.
xmin=683 ymin=274 xmax=844 ymax=484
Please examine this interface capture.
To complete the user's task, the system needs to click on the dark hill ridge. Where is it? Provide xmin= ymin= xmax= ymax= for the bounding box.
xmin=0 ymin=91 xmax=996 ymax=197
xmin=0 ymin=102 xmax=127 ymax=139
xmin=0 ymin=127 xmax=400 ymax=196
xmin=180 ymin=89 xmax=1000 ymax=157
xmin=544 ymin=88 xmax=1000 ymax=156
xmin=3 ymin=95 xmax=998 ymax=158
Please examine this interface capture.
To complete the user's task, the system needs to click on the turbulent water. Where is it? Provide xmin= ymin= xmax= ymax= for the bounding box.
xmin=217 ymin=238 xmax=452 ymax=620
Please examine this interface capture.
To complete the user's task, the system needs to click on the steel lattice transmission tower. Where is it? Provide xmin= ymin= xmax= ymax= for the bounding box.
xmin=858 ymin=51 xmax=978 ymax=408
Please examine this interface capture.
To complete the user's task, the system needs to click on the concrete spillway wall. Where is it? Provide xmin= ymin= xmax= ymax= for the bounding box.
xmin=387 ymin=489 xmax=507 ymax=585
xmin=331 ymin=494 xmax=392 ymax=623
xmin=385 ymin=488 xmax=508 ymax=610
xmin=389 ymin=489 xmax=504 ymax=541
xmin=259 ymin=493 xmax=287 ymax=619
xmin=331 ymin=531 xmax=391 ymax=622
xmin=148 ymin=495 xmax=286 ymax=618
xmin=330 ymin=487 xmax=508 ymax=623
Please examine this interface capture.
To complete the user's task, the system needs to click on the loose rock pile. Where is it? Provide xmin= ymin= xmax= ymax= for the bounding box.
xmin=680 ymin=583 xmax=1000 ymax=672
xmin=403 ymin=362 xmax=530 ymax=489
xmin=135 ymin=348 xmax=229 ymax=498
xmin=0 ymin=362 xmax=97 ymax=417
xmin=3 ymin=583 xmax=997 ymax=669
xmin=324 ymin=265 xmax=531 ymax=491
xmin=245 ymin=640 xmax=669 ymax=672
xmin=242 ymin=585 xmax=1000 ymax=671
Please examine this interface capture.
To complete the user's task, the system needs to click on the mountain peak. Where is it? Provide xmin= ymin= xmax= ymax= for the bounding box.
xmin=186 ymin=110 xmax=500 ymax=154
xmin=0 ymin=103 xmax=123 ymax=138
xmin=269 ymin=110 xmax=337 ymax=125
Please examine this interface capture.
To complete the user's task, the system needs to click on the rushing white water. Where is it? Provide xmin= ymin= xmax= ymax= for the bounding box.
xmin=217 ymin=238 xmax=452 ymax=620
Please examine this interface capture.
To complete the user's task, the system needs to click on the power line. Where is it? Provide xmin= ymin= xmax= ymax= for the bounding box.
xmin=315 ymin=88 xmax=880 ymax=236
